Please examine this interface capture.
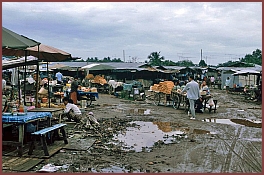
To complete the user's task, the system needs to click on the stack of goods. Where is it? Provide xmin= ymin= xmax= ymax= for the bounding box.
xmin=90 ymin=87 xmax=98 ymax=92
xmin=158 ymin=81 xmax=174 ymax=94
xmin=38 ymin=87 xmax=48 ymax=98
xmin=92 ymin=75 xmax=107 ymax=85
xmin=151 ymin=84 xmax=159 ymax=92
xmin=80 ymin=86 xmax=91 ymax=92
xmin=151 ymin=81 xmax=174 ymax=94
xmin=40 ymin=102 xmax=65 ymax=108
xmin=86 ymin=74 xmax=94 ymax=80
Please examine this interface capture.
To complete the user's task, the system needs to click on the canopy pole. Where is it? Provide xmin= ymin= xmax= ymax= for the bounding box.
xmin=36 ymin=46 xmax=40 ymax=108
xmin=18 ymin=67 xmax=21 ymax=104
xmin=23 ymin=51 xmax=27 ymax=105
xmin=47 ymin=61 xmax=50 ymax=108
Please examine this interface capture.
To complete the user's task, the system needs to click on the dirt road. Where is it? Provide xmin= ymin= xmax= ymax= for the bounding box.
xmin=31 ymin=88 xmax=262 ymax=173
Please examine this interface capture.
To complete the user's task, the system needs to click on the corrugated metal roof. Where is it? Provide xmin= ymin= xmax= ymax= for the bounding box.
xmin=48 ymin=62 xmax=147 ymax=70
xmin=2 ymin=56 xmax=39 ymax=70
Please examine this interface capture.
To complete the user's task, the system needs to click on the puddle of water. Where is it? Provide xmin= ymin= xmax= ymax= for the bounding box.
xmin=98 ymin=165 xmax=140 ymax=173
xmin=203 ymin=118 xmax=262 ymax=128
xmin=111 ymin=106 xmax=151 ymax=115
xmin=91 ymin=166 xmax=141 ymax=173
xmin=108 ymin=121 xmax=212 ymax=152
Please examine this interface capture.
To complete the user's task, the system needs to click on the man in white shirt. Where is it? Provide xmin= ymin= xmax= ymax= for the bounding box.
xmin=181 ymin=75 xmax=202 ymax=120
xmin=62 ymin=97 xmax=82 ymax=122
xmin=62 ymin=97 xmax=99 ymax=129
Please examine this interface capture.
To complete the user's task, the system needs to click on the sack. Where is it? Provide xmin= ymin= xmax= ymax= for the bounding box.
xmin=38 ymin=87 xmax=48 ymax=95
xmin=208 ymin=98 xmax=215 ymax=106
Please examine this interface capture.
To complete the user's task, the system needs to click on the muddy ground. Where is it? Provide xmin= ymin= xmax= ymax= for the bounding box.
xmin=30 ymin=88 xmax=262 ymax=173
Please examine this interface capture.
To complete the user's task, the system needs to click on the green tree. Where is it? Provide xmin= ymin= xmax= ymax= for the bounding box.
xmin=147 ymin=51 xmax=165 ymax=66
xmin=175 ymin=60 xmax=195 ymax=67
xmin=199 ymin=59 xmax=207 ymax=67
xmin=163 ymin=60 xmax=177 ymax=66
xmin=240 ymin=49 xmax=262 ymax=65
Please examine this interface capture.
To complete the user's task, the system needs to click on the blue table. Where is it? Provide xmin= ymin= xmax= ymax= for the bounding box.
xmin=2 ymin=112 xmax=52 ymax=156
xmin=77 ymin=91 xmax=99 ymax=99
xmin=2 ymin=112 xmax=52 ymax=123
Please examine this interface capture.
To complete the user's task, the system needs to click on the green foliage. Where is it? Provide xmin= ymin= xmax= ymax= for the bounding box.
xmin=163 ymin=60 xmax=177 ymax=66
xmin=198 ymin=59 xmax=207 ymax=67
xmin=240 ymin=49 xmax=262 ymax=65
xmin=147 ymin=51 xmax=165 ymax=66
xmin=217 ymin=49 xmax=262 ymax=67
xmin=174 ymin=60 xmax=195 ymax=67
xmin=86 ymin=57 xmax=122 ymax=62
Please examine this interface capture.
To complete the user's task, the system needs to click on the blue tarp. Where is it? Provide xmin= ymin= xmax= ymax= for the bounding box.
xmin=2 ymin=112 xmax=52 ymax=123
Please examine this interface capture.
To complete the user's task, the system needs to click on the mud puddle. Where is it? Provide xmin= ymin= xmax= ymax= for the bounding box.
xmin=110 ymin=105 xmax=151 ymax=115
xmin=91 ymin=165 xmax=141 ymax=173
xmin=107 ymin=121 xmax=214 ymax=152
xmin=203 ymin=118 xmax=262 ymax=128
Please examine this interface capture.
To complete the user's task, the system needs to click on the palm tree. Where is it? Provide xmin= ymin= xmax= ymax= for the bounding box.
xmin=147 ymin=51 xmax=165 ymax=66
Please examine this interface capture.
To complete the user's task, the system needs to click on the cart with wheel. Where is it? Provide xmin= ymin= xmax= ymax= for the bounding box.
xmin=153 ymin=91 xmax=177 ymax=106
xmin=171 ymin=91 xmax=189 ymax=112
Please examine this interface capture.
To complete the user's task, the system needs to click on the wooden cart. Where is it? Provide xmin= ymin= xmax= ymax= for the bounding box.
xmin=171 ymin=91 xmax=189 ymax=112
xmin=153 ymin=90 xmax=187 ymax=110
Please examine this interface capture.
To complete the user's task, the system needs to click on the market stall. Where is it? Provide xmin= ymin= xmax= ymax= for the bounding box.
xmin=2 ymin=112 xmax=52 ymax=156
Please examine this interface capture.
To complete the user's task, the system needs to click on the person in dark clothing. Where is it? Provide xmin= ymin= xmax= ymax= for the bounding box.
xmin=70 ymin=76 xmax=79 ymax=104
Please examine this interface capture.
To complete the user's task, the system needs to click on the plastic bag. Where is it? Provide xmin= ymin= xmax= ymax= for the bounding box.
xmin=208 ymin=98 xmax=215 ymax=106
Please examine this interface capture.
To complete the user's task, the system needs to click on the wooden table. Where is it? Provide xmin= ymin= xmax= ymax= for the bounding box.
xmin=28 ymin=108 xmax=63 ymax=113
xmin=28 ymin=108 xmax=64 ymax=123
xmin=2 ymin=112 xmax=52 ymax=156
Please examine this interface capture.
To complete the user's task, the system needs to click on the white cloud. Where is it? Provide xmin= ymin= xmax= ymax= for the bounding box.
xmin=2 ymin=2 xmax=262 ymax=65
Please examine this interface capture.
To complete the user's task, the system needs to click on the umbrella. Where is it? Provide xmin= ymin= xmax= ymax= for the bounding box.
xmin=2 ymin=26 xmax=40 ymax=49
xmin=79 ymin=63 xmax=115 ymax=71
xmin=2 ymin=44 xmax=71 ymax=62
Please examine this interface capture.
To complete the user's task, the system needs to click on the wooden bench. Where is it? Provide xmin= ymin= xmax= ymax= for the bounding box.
xmin=28 ymin=123 xmax=68 ymax=156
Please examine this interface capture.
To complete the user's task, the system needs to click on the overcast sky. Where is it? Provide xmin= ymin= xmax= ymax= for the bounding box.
xmin=2 ymin=2 xmax=262 ymax=65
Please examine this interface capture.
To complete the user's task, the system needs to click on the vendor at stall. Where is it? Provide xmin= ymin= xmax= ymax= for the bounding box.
xmin=200 ymin=80 xmax=210 ymax=95
xmin=70 ymin=76 xmax=79 ymax=104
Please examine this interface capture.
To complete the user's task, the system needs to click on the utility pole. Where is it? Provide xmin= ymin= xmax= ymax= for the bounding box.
xmin=201 ymin=49 xmax=202 ymax=61
xmin=123 ymin=50 xmax=125 ymax=62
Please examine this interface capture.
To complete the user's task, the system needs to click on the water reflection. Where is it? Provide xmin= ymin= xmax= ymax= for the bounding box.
xmin=203 ymin=118 xmax=262 ymax=128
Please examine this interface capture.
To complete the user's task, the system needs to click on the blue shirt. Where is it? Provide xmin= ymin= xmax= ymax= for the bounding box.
xmin=182 ymin=80 xmax=201 ymax=100
xmin=55 ymin=72 xmax=63 ymax=81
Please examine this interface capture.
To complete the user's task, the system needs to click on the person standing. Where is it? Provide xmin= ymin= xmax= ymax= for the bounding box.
xmin=55 ymin=71 xmax=63 ymax=84
xmin=210 ymin=76 xmax=215 ymax=88
xmin=2 ymin=78 xmax=6 ymax=91
xmin=70 ymin=76 xmax=79 ymax=104
xmin=181 ymin=75 xmax=202 ymax=120
xmin=225 ymin=77 xmax=231 ymax=93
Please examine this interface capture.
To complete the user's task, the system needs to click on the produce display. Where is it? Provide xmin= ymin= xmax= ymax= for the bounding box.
xmin=86 ymin=74 xmax=94 ymax=80
xmin=151 ymin=81 xmax=175 ymax=94
xmin=40 ymin=102 xmax=64 ymax=108
xmin=91 ymin=75 xmax=107 ymax=85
